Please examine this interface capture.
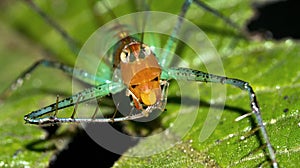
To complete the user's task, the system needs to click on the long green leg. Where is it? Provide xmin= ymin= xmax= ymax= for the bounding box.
xmin=0 ymin=59 xmax=109 ymax=100
xmin=161 ymin=67 xmax=278 ymax=168
xmin=24 ymin=81 xmax=170 ymax=125
xmin=161 ymin=0 xmax=244 ymax=68
xmin=24 ymin=78 xmax=170 ymax=125
xmin=23 ymin=0 xmax=80 ymax=55
xmin=161 ymin=0 xmax=193 ymax=67
xmin=24 ymin=82 xmax=125 ymax=125
xmin=193 ymin=0 xmax=242 ymax=32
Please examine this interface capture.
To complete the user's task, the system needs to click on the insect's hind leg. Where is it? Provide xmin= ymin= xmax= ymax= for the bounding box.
xmin=161 ymin=0 xmax=244 ymax=68
xmin=192 ymin=0 xmax=242 ymax=32
xmin=162 ymin=67 xmax=278 ymax=168
xmin=0 ymin=59 xmax=108 ymax=100
xmin=23 ymin=0 xmax=80 ymax=55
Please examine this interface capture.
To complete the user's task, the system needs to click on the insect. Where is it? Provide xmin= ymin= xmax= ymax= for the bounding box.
xmin=0 ymin=0 xmax=278 ymax=167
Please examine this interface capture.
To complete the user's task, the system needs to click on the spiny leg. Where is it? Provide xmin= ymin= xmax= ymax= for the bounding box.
xmin=161 ymin=67 xmax=278 ymax=168
xmin=26 ymin=81 xmax=170 ymax=126
xmin=24 ymin=82 xmax=126 ymax=125
xmin=0 ymin=59 xmax=109 ymax=100
xmin=24 ymin=83 xmax=167 ymax=126
xmin=31 ymin=103 xmax=165 ymax=126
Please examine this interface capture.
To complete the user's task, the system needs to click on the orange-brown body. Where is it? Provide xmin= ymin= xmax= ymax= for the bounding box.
xmin=113 ymin=36 xmax=162 ymax=109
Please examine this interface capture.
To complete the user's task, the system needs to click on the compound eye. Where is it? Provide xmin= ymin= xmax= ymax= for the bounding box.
xmin=142 ymin=45 xmax=151 ymax=56
xmin=120 ymin=50 xmax=130 ymax=63
xmin=139 ymin=44 xmax=152 ymax=59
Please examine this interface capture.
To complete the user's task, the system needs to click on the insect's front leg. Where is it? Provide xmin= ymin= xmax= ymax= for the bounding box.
xmin=24 ymin=82 xmax=125 ymax=125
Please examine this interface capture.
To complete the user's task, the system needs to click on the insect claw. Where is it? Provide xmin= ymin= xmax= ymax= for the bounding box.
xmin=24 ymin=115 xmax=31 ymax=123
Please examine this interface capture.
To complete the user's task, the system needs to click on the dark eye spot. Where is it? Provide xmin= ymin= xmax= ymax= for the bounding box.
xmin=152 ymin=77 xmax=159 ymax=82
xmin=131 ymin=84 xmax=138 ymax=89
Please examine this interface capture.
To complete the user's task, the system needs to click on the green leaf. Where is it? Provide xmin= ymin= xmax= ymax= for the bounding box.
xmin=0 ymin=0 xmax=299 ymax=167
